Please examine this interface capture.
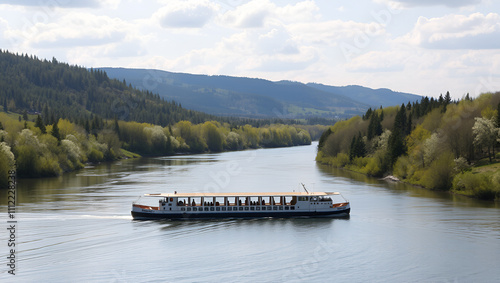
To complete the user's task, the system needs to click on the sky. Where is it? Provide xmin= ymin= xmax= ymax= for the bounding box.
xmin=1 ymin=0 xmax=500 ymax=99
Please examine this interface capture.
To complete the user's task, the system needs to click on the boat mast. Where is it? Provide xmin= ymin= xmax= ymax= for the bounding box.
xmin=301 ymin=183 xmax=309 ymax=194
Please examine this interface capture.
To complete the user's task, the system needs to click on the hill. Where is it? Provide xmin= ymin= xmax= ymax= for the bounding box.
xmin=0 ymin=50 xmax=221 ymax=127
xmin=316 ymin=92 xmax=500 ymax=200
xmin=99 ymin=68 xmax=421 ymax=119
xmin=307 ymin=83 xmax=422 ymax=108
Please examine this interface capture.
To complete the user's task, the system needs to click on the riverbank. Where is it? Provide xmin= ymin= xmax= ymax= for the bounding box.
xmin=316 ymin=154 xmax=500 ymax=201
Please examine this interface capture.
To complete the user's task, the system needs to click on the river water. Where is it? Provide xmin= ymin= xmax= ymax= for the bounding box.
xmin=2 ymin=142 xmax=500 ymax=282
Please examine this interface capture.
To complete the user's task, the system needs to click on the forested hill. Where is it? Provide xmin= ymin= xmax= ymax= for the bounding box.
xmin=316 ymin=92 xmax=500 ymax=200
xmin=0 ymin=50 xmax=219 ymax=127
xmin=306 ymin=83 xmax=421 ymax=109
xmin=99 ymin=67 xmax=421 ymax=119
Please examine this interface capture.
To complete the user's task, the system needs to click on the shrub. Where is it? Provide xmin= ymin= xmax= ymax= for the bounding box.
xmin=452 ymin=171 xmax=499 ymax=200
xmin=364 ymin=157 xmax=382 ymax=177
xmin=331 ymin=153 xmax=350 ymax=167
xmin=393 ymin=156 xmax=412 ymax=180
xmin=420 ymin=151 xmax=455 ymax=190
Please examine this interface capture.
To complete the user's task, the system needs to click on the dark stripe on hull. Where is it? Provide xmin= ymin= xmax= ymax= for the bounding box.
xmin=131 ymin=208 xmax=350 ymax=220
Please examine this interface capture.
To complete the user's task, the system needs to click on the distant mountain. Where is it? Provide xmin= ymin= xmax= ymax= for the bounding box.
xmin=100 ymin=68 xmax=422 ymax=119
xmin=306 ymin=83 xmax=421 ymax=108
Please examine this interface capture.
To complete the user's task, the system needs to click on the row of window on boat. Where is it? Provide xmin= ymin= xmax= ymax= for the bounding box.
xmin=180 ymin=206 xmax=296 ymax=212
xmin=160 ymin=196 xmax=333 ymax=207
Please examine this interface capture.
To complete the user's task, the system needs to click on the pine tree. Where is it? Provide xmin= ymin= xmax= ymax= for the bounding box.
xmin=22 ymin=110 xmax=28 ymax=121
xmin=318 ymin=128 xmax=332 ymax=149
xmin=35 ymin=115 xmax=46 ymax=134
xmin=113 ymin=117 xmax=120 ymax=135
xmin=42 ymin=105 xmax=49 ymax=125
xmin=497 ymin=102 xmax=500 ymax=127
xmin=350 ymin=133 xmax=366 ymax=160
xmin=388 ymin=128 xmax=406 ymax=165
xmin=445 ymin=91 xmax=451 ymax=104
xmin=51 ymin=120 xmax=61 ymax=141
xmin=3 ymin=98 xmax=7 ymax=112
xmin=394 ymin=104 xmax=407 ymax=131
xmin=367 ymin=112 xmax=382 ymax=140
xmin=363 ymin=108 xmax=373 ymax=120
xmin=355 ymin=133 xmax=366 ymax=158
xmin=0 ymin=121 xmax=3 ymax=130
xmin=407 ymin=115 xmax=412 ymax=136
xmin=349 ymin=136 xmax=356 ymax=161
xmin=387 ymin=104 xmax=408 ymax=165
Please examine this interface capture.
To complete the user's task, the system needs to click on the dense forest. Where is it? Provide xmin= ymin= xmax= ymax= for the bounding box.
xmin=0 ymin=50 xmax=321 ymax=188
xmin=0 ymin=113 xmax=311 ymax=180
xmin=317 ymin=92 xmax=500 ymax=200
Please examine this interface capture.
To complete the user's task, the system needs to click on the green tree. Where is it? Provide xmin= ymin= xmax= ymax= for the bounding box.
xmin=318 ymin=128 xmax=332 ymax=150
xmin=113 ymin=117 xmax=120 ymax=135
xmin=497 ymin=102 xmax=500 ymax=128
xmin=388 ymin=128 xmax=406 ymax=165
xmin=367 ymin=112 xmax=382 ymax=140
xmin=0 ymin=142 xmax=15 ymax=188
xmin=363 ymin=107 xmax=373 ymax=120
xmin=387 ymin=105 xmax=408 ymax=165
xmin=203 ymin=121 xmax=223 ymax=152
xmin=473 ymin=117 xmax=499 ymax=162
xmin=350 ymin=133 xmax=366 ymax=161
xmin=35 ymin=115 xmax=46 ymax=134
xmin=51 ymin=120 xmax=61 ymax=141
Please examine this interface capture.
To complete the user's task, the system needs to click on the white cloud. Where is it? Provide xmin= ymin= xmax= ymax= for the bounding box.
xmin=345 ymin=50 xmax=407 ymax=72
xmin=221 ymin=0 xmax=318 ymax=28
xmin=0 ymin=0 xmax=113 ymax=8
xmin=154 ymin=0 xmax=219 ymax=28
xmin=400 ymin=12 xmax=500 ymax=49
xmin=18 ymin=13 xmax=131 ymax=48
xmin=0 ymin=0 xmax=120 ymax=8
xmin=375 ymin=0 xmax=483 ymax=8
xmin=288 ymin=20 xmax=386 ymax=47
xmin=222 ymin=0 xmax=274 ymax=28
xmin=137 ymin=23 xmax=319 ymax=76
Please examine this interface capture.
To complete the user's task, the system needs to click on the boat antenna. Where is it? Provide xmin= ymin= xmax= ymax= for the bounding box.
xmin=301 ymin=183 xmax=309 ymax=194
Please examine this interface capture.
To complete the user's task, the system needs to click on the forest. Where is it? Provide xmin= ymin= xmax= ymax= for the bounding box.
xmin=0 ymin=112 xmax=311 ymax=182
xmin=0 ymin=50 xmax=323 ymax=188
xmin=317 ymin=92 xmax=500 ymax=200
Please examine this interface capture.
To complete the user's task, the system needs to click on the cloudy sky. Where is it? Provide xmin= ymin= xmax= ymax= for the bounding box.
xmin=1 ymin=0 xmax=499 ymax=99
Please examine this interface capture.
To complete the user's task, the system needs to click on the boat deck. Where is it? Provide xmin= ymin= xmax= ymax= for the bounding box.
xmin=145 ymin=191 xmax=340 ymax=197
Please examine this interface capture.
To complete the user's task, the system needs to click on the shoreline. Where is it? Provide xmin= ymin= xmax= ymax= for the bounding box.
xmin=318 ymin=162 xmax=499 ymax=202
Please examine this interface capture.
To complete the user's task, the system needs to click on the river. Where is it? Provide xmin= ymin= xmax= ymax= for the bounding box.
xmin=2 ymin=142 xmax=500 ymax=282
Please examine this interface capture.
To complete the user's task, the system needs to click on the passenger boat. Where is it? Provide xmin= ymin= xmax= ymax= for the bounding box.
xmin=131 ymin=188 xmax=350 ymax=220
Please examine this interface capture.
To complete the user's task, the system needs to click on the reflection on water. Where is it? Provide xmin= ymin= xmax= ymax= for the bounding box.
xmin=2 ymin=143 xmax=499 ymax=282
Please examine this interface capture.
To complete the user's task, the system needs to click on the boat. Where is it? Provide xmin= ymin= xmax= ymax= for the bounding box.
xmin=131 ymin=187 xmax=350 ymax=220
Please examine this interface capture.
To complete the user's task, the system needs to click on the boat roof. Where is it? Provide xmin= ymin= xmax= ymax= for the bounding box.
xmin=145 ymin=192 xmax=340 ymax=197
